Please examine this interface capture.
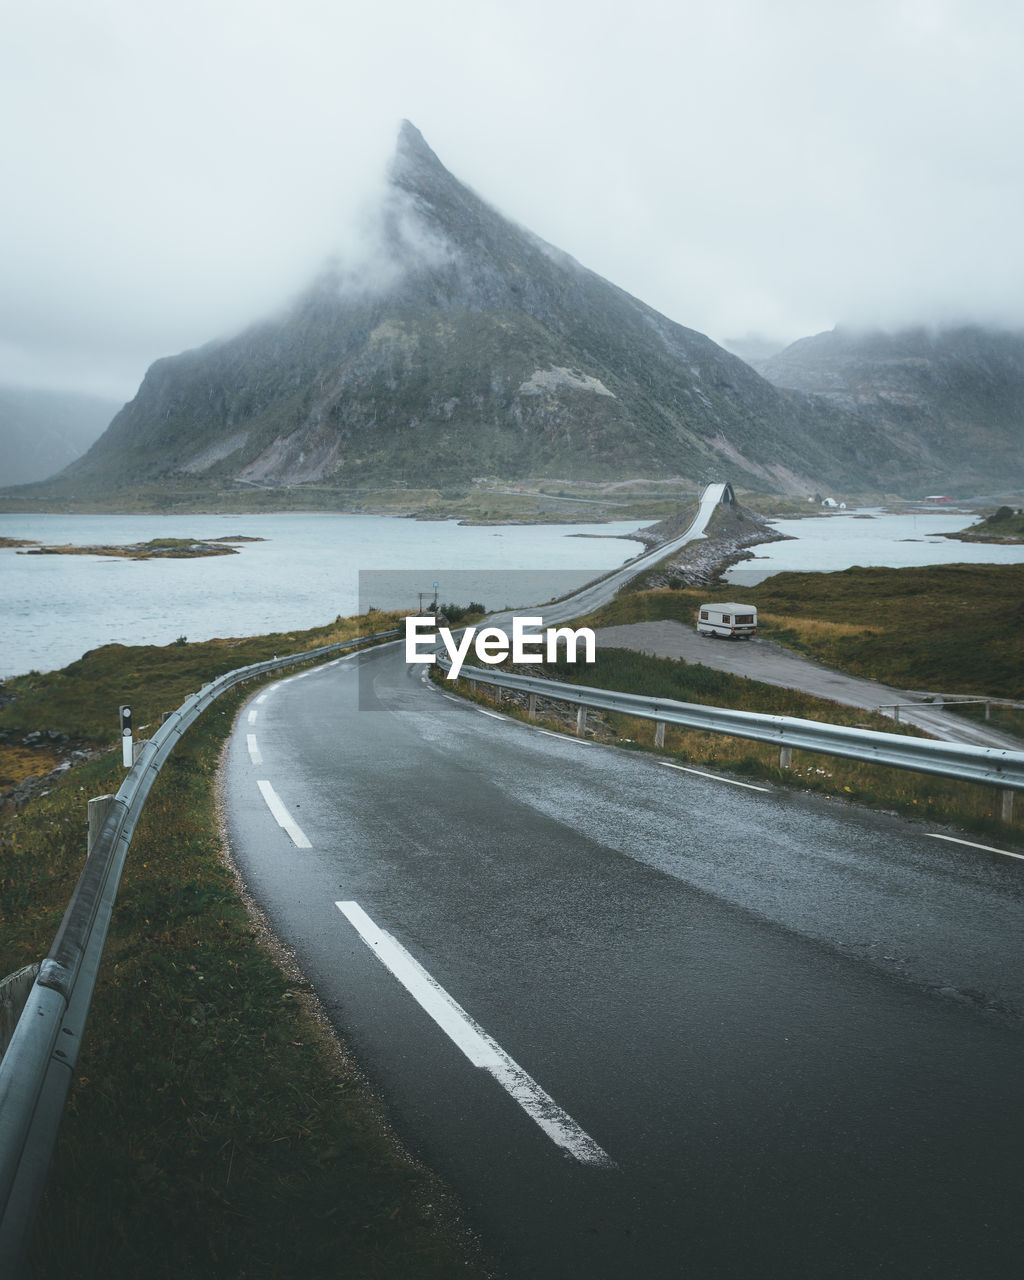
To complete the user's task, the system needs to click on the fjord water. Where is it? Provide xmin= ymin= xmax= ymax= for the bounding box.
xmin=725 ymin=506 xmax=1024 ymax=582
xmin=0 ymin=513 xmax=649 ymax=678
xmin=4 ymin=507 xmax=1024 ymax=679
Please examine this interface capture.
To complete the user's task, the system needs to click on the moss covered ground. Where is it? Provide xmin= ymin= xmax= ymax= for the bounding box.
xmin=1 ymin=618 xmax=488 ymax=1280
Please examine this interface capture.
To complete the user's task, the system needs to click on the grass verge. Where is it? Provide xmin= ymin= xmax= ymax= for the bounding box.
xmin=1 ymin=623 xmax=489 ymax=1280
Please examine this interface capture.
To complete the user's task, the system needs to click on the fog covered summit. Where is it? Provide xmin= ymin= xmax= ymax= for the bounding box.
xmin=43 ymin=123 xmax=923 ymax=500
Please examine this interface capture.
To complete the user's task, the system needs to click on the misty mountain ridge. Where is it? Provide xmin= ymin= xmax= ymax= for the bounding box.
xmin=760 ymin=325 xmax=1024 ymax=491
xmin=0 ymin=386 xmax=119 ymax=486
xmin=11 ymin=123 xmax=1018 ymax=505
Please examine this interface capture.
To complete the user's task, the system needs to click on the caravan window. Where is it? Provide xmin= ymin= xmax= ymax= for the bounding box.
xmin=700 ymin=610 xmax=709 ymax=620
xmin=722 ymin=614 xmax=731 ymax=623
xmin=736 ymin=613 xmax=754 ymax=624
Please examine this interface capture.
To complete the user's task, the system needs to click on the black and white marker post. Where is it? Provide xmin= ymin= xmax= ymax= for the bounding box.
xmin=120 ymin=704 xmax=132 ymax=767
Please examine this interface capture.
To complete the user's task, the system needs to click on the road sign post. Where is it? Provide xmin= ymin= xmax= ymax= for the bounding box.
xmin=120 ymin=705 xmax=132 ymax=768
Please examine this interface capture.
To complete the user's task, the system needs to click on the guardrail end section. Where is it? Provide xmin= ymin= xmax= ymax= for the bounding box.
xmin=87 ymin=795 xmax=118 ymax=856
xmin=0 ymin=965 xmax=42 ymax=1061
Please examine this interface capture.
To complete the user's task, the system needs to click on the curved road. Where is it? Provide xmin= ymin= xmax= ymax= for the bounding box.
xmin=224 ymin=640 xmax=1024 ymax=1279
xmin=487 ymin=482 xmax=728 ymax=631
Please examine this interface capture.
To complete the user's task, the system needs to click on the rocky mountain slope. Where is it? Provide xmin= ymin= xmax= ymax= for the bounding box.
xmin=11 ymin=123 xmax=916 ymax=507
xmin=0 ymin=386 xmax=119 ymax=486
xmin=760 ymin=326 xmax=1024 ymax=494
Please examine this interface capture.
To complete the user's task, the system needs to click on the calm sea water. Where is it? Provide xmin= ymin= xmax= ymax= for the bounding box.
xmin=3 ymin=507 xmax=1023 ymax=679
xmin=0 ymin=513 xmax=649 ymax=677
xmin=725 ymin=507 xmax=1024 ymax=584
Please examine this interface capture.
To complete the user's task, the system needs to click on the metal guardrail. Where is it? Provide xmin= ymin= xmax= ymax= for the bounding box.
xmin=878 ymin=696 xmax=1021 ymax=723
xmin=0 ymin=628 xmax=399 ymax=1274
xmin=445 ymin=661 xmax=1024 ymax=795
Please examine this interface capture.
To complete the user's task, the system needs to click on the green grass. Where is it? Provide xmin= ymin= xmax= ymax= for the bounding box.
xmin=1 ymin=623 xmax=488 ymax=1280
xmin=576 ymin=564 xmax=1024 ymax=700
xmin=750 ymin=564 xmax=1024 ymax=698
xmin=0 ymin=613 xmax=402 ymax=750
xmin=945 ymin=505 xmax=1024 ymax=542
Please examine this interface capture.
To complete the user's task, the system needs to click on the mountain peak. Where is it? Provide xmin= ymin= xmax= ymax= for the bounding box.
xmin=390 ymin=120 xmax=450 ymax=190
xmin=45 ymin=127 xmax=935 ymax=501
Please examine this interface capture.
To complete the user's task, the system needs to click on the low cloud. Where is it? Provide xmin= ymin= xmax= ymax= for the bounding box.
xmin=2 ymin=0 xmax=1023 ymax=397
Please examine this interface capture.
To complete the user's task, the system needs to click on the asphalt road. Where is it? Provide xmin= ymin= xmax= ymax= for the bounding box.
xmin=593 ymin=619 xmax=1022 ymax=749
xmin=484 ymin=482 xmax=728 ymax=634
xmin=224 ymin=640 xmax=1024 ymax=1279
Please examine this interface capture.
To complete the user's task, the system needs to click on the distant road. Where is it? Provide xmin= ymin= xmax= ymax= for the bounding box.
xmin=592 ymin=619 xmax=1021 ymax=749
xmin=489 ymin=482 xmax=727 ymax=629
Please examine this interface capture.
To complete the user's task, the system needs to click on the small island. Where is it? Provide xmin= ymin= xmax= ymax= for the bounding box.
xmin=942 ymin=506 xmax=1024 ymax=544
xmin=3 ymin=535 xmax=264 ymax=559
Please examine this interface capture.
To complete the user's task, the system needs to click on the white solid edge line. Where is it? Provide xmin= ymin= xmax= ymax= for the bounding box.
xmin=538 ymin=730 xmax=593 ymax=745
xmin=335 ymin=901 xmax=615 ymax=1169
xmin=246 ymin=734 xmax=263 ymax=766
xmin=660 ymin=761 xmax=769 ymax=792
xmin=926 ymin=833 xmax=1024 ymax=862
xmin=475 ymin=708 xmax=505 ymax=720
xmin=257 ymin=780 xmax=312 ymax=848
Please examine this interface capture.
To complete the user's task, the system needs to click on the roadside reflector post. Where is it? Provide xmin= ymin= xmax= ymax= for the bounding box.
xmin=120 ymin=704 xmax=132 ymax=768
xmin=88 ymin=794 xmax=117 ymax=854
xmin=654 ymin=721 xmax=665 ymax=748
xmin=1001 ymin=790 xmax=1014 ymax=823
xmin=779 ymin=746 xmax=793 ymax=769
xmin=576 ymin=705 xmax=587 ymax=737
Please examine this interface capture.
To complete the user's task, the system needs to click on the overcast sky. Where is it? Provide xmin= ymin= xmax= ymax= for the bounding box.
xmin=3 ymin=0 xmax=1023 ymax=401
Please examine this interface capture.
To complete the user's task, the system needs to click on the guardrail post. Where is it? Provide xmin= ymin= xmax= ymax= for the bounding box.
xmin=527 ymin=693 xmax=538 ymax=720
xmin=87 ymin=795 xmax=117 ymax=854
xmin=0 ymin=963 xmax=40 ymax=1058
xmin=779 ymin=746 xmax=793 ymax=769
xmin=576 ymin=705 xmax=587 ymax=737
xmin=654 ymin=721 xmax=665 ymax=748
xmin=1002 ymin=789 xmax=1015 ymax=823
xmin=893 ymin=706 xmax=900 ymax=723
xmin=985 ymin=700 xmax=991 ymax=721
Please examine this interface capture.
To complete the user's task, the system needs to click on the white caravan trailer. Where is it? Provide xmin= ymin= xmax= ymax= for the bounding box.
xmin=696 ymin=602 xmax=757 ymax=639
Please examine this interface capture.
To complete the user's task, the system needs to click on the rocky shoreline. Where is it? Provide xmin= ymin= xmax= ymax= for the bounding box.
xmin=633 ymin=503 xmax=792 ymax=588
xmin=3 ymin=535 xmax=264 ymax=560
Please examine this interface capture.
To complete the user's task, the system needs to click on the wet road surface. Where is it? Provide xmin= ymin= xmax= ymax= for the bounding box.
xmin=224 ymin=642 xmax=1024 ymax=1278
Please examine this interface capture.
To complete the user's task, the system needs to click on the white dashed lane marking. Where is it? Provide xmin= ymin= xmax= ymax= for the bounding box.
xmin=335 ymin=900 xmax=615 ymax=1168
xmin=660 ymin=761 xmax=769 ymax=792
xmin=257 ymin=780 xmax=312 ymax=848
xmin=927 ymin=833 xmax=1024 ymax=862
